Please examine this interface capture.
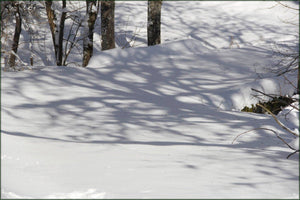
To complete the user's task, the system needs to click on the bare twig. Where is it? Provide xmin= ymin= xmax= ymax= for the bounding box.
xmin=251 ymin=88 xmax=298 ymax=112
xmin=283 ymin=74 xmax=297 ymax=90
xmin=287 ymin=150 xmax=299 ymax=159
xmin=232 ymin=127 xmax=296 ymax=150
xmin=283 ymin=102 xmax=299 ymax=112
xmin=275 ymin=1 xmax=299 ymax=11
xmin=257 ymin=103 xmax=299 ymax=137
xmin=65 ymin=5 xmax=86 ymax=15
xmin=62 ymin=17 xmax=83 ymax=66
xmin=232 ymin=127 xmax=272 ymax=144
xmin=251 ymin=88 xmax=275 ymax=99
xmin=276 ymin=55 xmax=299 ymax=76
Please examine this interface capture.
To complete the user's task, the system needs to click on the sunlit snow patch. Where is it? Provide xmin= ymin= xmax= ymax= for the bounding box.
xmin=45 ymin=189 xmax=106 ymax=199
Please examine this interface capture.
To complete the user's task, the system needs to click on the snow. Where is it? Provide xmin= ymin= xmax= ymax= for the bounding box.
xmin=1 ymin=1 xmax=299 ymax=199
xmin=278 ymin=96 xmax=300 ymax=137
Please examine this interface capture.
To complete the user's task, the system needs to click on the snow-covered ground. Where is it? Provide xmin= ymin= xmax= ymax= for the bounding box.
xmin=1 ymin=1 xmax=299 ymax=199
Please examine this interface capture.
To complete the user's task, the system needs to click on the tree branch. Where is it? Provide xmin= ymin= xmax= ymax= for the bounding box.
xmin=257 ymin=103 xmax=299 ymax=137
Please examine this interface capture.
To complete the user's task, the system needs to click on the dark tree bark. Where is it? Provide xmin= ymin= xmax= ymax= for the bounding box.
xmin=83 ymin=0 xmax=98 ymax=67
xmin=45 ymin=0 xmax=57 ymax=61
xmin=101 ymin=0 xmax=115 ymax=50
xmin=57 ymin=0 xmax=66 ymax=66
xmin=147 ymin=0 xmax=162 ymax=46
xmin=8 ymin=2 xmax=22 ymax=69
xmin=45 ymin=0 xmax=66 ymax=66
xmin=297 ymin=67 xmax=300 ymax=94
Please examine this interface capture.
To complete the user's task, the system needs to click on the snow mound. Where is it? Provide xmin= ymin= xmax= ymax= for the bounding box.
xmin=277 ymin=95 xmax=299 ymax=150
xmin=89 ymin=39 xmax=297 ymax=111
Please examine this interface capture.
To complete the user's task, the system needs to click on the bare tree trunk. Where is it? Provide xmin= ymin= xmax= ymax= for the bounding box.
xmin=45 ymin=0 xmax=57 ymax=61
xmin=101 ymin=0 xmax=115 ymax=50
xmin=45 ymin=0 xmax=66 ymax=66
xmin=147 ymin=0 xmax=162 ymax=46
xmin=57 ymin=0 xmax=66 ymax=66
xmin=297 ymin=67 xmax=300 ymax=94
xmin=8 ymin=2 xmax=22 ymax=69
xmin=83 ymin=0 xmax=97 ymax=67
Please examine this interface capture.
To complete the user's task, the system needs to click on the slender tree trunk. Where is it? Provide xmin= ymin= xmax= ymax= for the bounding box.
xmin=147 ymin=0 xmax=162 ymax=46
xmin=8 ymin=2 xmax=22 ymax=69
xmin=45 ymin=0 xmax=66 ymax=66
xmin=45 ymin=0 xmax=58 ymax=61
xmin=101 ymin=0 xmax=115 ymax=50
xmin=83 ymin=0 xmax=97 ymax=67
xmin=297 ymin=66 xmax=300 ymax=94
xmin=57 ymin=0 xmax=66 ymax=66
xmin=29 ymin=27 xmax=33 ymax=66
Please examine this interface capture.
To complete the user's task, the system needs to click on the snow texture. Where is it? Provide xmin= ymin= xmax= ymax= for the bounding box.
xmin=1 ymin=1 xmax=299 ymax=199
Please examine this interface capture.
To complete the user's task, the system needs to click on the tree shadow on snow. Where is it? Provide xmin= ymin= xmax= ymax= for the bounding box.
xmin=2 ymin=1 xmax=298 ymax=188
xmin=2 ymin=43 xmax=297 ymax=153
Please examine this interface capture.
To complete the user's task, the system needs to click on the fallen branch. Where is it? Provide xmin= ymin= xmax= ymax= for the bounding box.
xmin=232 ymin=127 xmax=296 ymax=150
xmin=232 ymin=127 xmax=298 ymax=159
xmin=251 ymin=88 xmax=275 ymax=99
xmin=257 ymin=103 xmax=299 ymax=137
xmin=287 ymin=150 xmax=299 ymax=159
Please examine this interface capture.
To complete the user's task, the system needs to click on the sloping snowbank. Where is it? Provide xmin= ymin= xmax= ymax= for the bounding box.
xmin=2 ymin=39 xmax=298 ymax=198
xmin=89 ymin=39 xmax=297 ymax=110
